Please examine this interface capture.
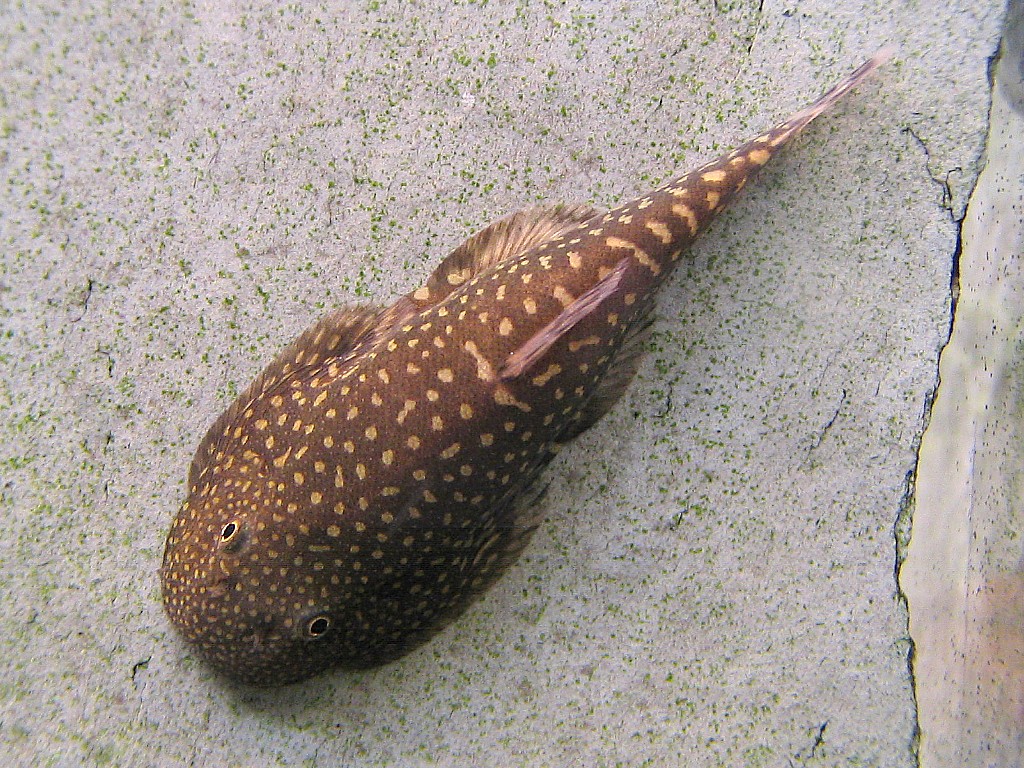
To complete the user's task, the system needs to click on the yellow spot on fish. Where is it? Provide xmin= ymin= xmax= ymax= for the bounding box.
xmin=706 ymin=190 xmax=721 ymax=209
xmin=463 ymin=340 xmax=496 ymax=382
xmin=606 ymin=236 xmax=660 ymax=275
xmin=494 ymin=385 xmax=532 ymax=412
xmin=407 ymin=435 xmax=421 ymax=450
xmin=523 ymin=297 xmax=537 ymax=315
xmin=437 ymin=368 xmax=454 ymax=383
xmin=446 ymin=268 xmax=469 ymax=285
xmin=532 ymin=364 xmax=562 ymax=387
xmin=568 ymin=335 xmax=601 ymax=352
xmin=397 ymin=399 xmax=416 ymax=424
xmin=413 ymin=286 xmax=431 ymax=301
xmin=645 ymin=220 xmax=673 ymax=244
xmin=498 ymin=318 xmax=514 ymax=336
xmin=748 ymin=148 xmax=771 ymax=165
xmin=440 ymin=443 xmax=461 ymax=459
xmin=553 ymin=286 xmax=574 ymax=307
xmin=460 ymin=403 xmax=474 ymax=419
xmin=702 ymin=169 xmax=728 ymax=183
xmin=568 ymin=251 xmax=582 ymax=269
xmin=671 ymin=203 xmax=699 ymax=235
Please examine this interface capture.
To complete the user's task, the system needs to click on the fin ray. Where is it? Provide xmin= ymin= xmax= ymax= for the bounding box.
xmin=558 ymin=304 xmax=654 ymax=442
xmin=499 ymin=258 xmax=630 ymax=381
xmin=410 ymin=204 xmax=600 ymax=310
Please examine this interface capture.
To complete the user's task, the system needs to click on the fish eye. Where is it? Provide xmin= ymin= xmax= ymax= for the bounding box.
xmin=218 ymin=521 xmax=246 ymax=552
xmin=306 ymin=615 xmax=331 ymax=639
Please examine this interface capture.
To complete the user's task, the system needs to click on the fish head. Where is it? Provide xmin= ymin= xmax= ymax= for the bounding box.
xmin=160 ymin=476 xmax=348 ymax=685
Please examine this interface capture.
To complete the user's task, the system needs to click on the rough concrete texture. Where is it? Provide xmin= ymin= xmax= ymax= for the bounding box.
xmin=901 ymin=2 xmax=1024 ymax=765
xmin=0 ymin=1 xmax=1004 ymax=767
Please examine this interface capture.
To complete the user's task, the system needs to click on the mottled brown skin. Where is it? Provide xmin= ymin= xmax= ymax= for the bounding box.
xmin=161 ymin=51 xmax=890 ymax=685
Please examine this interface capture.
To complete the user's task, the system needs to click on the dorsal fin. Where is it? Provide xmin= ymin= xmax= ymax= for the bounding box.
xmin=407 ymin=204 xmax=600 ymax=310
xmin=188 ymin=305 xmax=385 ymax=488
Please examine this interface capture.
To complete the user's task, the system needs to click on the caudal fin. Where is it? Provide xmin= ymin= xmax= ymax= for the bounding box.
xmin=764 ymin=45 xmax=896 ymax=149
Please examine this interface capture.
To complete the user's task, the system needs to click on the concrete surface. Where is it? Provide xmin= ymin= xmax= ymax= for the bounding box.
xmin=0 ymin=1 xmax=1005 ymax=766
xmin=901 ymin=2 xmax=1024 ymax=764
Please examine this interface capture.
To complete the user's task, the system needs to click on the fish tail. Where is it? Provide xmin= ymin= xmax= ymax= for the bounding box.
xmin=585 ymin=47 xmax=895 ymax=283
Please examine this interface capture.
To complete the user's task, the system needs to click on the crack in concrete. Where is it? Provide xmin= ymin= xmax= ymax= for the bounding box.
xmin=895 ymin=145 xmax=978 ymax=768
xmin=803 ymin=387 xmax=847 ymax=464
xmin=896 ymin=20 xmax=1005 ymax=768
xmin=894 ymin=460 xmax=923 ymax=766
xmin=901 ymin=125 xmax=966 ymax=319
xmin=788 ymin=720 xmax=831 ymax=767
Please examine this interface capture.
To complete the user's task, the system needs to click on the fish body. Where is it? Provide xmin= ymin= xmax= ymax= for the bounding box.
xmin=161 ymin=50 xmax=891 ymax=685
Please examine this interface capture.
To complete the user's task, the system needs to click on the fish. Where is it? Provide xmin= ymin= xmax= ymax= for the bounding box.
xmin=160 ymin=48 xmax=892 ymax=686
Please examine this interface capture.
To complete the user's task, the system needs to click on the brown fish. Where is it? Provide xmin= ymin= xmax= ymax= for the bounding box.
xmin=161 ymin=49 xmax=892 ymax=685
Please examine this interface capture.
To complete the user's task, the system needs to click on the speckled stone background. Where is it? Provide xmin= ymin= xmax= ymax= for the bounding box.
xmin=0 ymin=1 xmax=1005 ymax=766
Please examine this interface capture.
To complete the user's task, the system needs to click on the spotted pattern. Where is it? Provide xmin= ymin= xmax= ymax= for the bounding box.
xmin=161 ymin=50 xmax=890 ymax=686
